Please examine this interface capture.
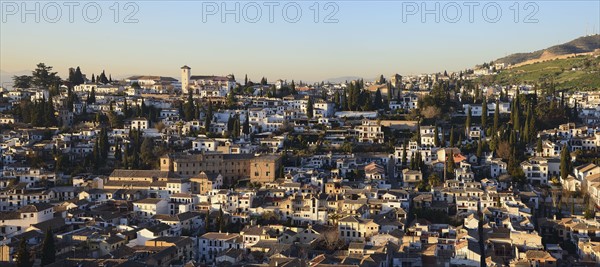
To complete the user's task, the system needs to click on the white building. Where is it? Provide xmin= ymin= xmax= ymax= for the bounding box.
xmin=356 ymin=120 xmax=384 ymax=144
xmin=521 ymin=157 xmax=549 ymax=185
xmin=133 ymin=198 xmax=169 ymax=220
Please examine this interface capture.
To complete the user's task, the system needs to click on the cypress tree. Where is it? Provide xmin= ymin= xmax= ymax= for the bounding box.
xmin=205 ymin=101 xmax=213 ymax=132
xmin=74 ymin=66 xmax=84 ymax=85
xmin=537 ymin=138 xmax=543 ymax=154
xmin=123 ymin=145 xmax=129 ymax=169
xmin=476 ymin=140 xmax=483 ymax=158
xmin=16 ymin=238 xmax=32 ymax=267
xmin=415 ymin=123 xmax=421 ymax=146
xmin=115 ymin=141 xmax=122 ymax=162
xmin=481 ymin=96 xmax=488 ymax=130
xmin=446 ymin=153 xmax=455 ymax=180
xmin=434 ymin=125 xmax=440 ymax=147
xmin=184 ymin=91 xmax=195 ymax=121
xmin=306 ymin=96 xmax=314 ymax=118
xmin=374 ymin=89 xmax=383 ymax=109
xmin=560 ymin=144 xmax=571 ymax=180
xmin=493 ymin=99 xmax=500 ymax=134
xmin=401 ymin=141 xmax=408 ymax=167
xmin=450 ymin=127 xmax=455 ymax=147
xmin=528 ymin=105 xmax=536 ymax=142
xmin=243 ymin=114 xmax=250 ymax=135
xmin=41 ymin=229 xmax=56 ymax=265
xmin=233 ymin=115 xmax=241 ymax=138
xmin=465 ymin=106 xmax=472 ymax=134
xmin=513 ymin=95 xmax=521 ymax=131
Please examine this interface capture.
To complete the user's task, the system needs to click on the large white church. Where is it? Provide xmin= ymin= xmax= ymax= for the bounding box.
xmin=181 ymin=65 xmax=235 ymax=97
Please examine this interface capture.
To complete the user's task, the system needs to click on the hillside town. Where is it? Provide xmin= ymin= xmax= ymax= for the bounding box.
xmin=0 ymin=60 xmax=600 ymax=267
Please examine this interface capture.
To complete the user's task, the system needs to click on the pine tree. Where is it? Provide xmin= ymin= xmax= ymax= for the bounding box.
xmin=41 ymin=229 xmax=56 ymax=265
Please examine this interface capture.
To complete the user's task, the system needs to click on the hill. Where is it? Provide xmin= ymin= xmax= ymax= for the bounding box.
xmin=495 ymin=35 xmax=600 ymax=66
xmin=478 ymin=54 xmax=600 ymax=91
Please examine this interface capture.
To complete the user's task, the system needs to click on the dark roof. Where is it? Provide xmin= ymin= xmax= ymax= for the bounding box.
xmin=146 ymin=223 xmax=171 ymax=234
xmin=19 ymin=202 xmax=54 ymax=213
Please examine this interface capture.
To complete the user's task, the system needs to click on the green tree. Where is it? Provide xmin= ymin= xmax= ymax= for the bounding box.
xmin=41 ymin=229 xmax=56 ymax=265
xmin=560 ymin=144 xmax=572 ymax=180
xmin=16 ymin=238 xmax=32 ymax=267
xmin=449 ymin=127 xmax=455 ymax=147
xmin=373 ymin=89 xmax=383 ymax=109
xmin=481 ymin=96 xmax=488 ymax=129
xmin=493 ymin=99 xmax=500 ymax=134
xmin=243 ymin=114 xmax=250 ymax=135
xmin=401 ymin=141 xmax=408 ymax=167
xmin=232 ymin=115 xmax=241 ymax=138
xmin=98 ymin=70 xmax=109 ymax=84
xmin=205 ymin=101 xmax=213 ymax=132
xmin=226 ymin=93 xmax=236 ymax=108
xmin=141 ymin=138 xmax=156 ymax=168
xmin=465 ymin=106 xmax=472 ymax=133
xmin=13 ymin=75 xmax=32 ymax=89
xmin=32 ymin=63 xmax=61 ymax=89
xmin=306 ymin=96 xmax=314 ymax=119
xmin=87 ymin=87 xmax=96 ymax=104
xmin=434 ymin=125 xmax=440 ymax=147
xmin=428 ymin=173 xmax=441 ymax=188
xmin=446 ymin=153 xmax=455 ymax=180
xmin=184 ymin=91 xmax=195 ymax=121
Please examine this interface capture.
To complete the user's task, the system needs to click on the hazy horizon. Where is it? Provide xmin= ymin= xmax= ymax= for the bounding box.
xmin=2 ymin=1 xmax=599 ymax=84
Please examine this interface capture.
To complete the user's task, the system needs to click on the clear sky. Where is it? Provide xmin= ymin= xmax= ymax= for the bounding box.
xmin=1 ymin=0 xmax=599 ymax=83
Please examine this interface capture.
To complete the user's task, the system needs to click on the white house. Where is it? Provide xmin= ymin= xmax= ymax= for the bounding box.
xmin=133 ymin=198 xmax=169 ymax=220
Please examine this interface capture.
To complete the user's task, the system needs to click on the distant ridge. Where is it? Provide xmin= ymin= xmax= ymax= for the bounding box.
xmin=495 ymin=35 xmax=600 ymax=66
xmin=324 ymin=76 xmax=373 ymax=84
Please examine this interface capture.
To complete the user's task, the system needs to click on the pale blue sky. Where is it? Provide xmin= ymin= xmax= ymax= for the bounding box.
xmin=1 ymin=1 xmax=599 ymax=82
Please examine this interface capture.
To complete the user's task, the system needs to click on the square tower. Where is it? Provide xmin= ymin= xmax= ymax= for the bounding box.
xmin=181 ymin=65 xmax=191 ymax=93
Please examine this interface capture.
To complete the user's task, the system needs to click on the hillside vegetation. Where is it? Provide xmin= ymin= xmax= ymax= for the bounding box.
xmin=479 ymin=54 xmax=600 ymax=91
xmin=495 ymin=35 xmax=600 ymax=65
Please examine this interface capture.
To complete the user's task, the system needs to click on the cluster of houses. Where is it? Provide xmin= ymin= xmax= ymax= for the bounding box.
xmin=0 ymin=68 xmax=600 ymax=266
